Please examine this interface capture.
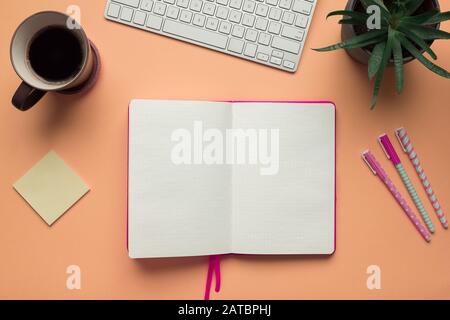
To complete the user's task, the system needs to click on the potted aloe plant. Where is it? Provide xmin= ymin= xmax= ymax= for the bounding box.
xmin=315 ymin=0 xmax=450 ymax=108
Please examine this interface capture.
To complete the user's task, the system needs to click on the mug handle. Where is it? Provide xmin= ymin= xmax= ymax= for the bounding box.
xmin=12 ymin=82 xmax=46 ymax=111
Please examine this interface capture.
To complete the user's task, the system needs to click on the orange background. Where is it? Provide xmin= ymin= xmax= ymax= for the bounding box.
xmin=1 ymin=0 xmax=449 ymax=299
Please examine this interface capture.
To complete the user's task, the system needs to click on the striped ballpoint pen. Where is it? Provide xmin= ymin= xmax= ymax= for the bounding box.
xmin=378 ymin=134 xmax=435 ymax=233
xmin=395 ymin=128 xmax=448 ymax=229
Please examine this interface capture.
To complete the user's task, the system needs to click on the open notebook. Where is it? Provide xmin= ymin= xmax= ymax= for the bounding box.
xmin=128 ymin=100 xmax=336 ymax=258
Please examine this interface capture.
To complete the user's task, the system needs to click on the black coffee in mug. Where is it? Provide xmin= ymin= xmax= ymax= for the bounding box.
xmin=11 ymin=11 xmax=100 ymax=111
xmin=28 ymin=25 xmax=83 ymax=82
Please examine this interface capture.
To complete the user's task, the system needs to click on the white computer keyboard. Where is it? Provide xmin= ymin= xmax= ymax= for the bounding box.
xmin=104 ymin=0 xmax=316 ymax=72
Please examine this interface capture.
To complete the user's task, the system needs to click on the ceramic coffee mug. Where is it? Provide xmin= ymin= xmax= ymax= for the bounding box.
xmin=10 ymin=11 xmax=100 ymax=111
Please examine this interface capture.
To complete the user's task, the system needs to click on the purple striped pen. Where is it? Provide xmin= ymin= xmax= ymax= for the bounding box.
xmin=395 ymin=128 xmax=448 ymax=229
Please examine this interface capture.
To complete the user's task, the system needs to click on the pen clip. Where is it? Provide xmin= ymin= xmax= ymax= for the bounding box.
xmin=362 ymin=151 xmax=377 ymax=175
xmin=378 ymin=134 xmax=391 ymax=160
xmin=395 ymin=128 xmax=407 ymax=152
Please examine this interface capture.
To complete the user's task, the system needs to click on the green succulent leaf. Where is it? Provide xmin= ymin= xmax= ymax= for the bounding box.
xmin=371 ymin=27 xmax=394 ymax=109
xmin=327 ymin=10 xmax=370 ymax=23
xmin=368 ymin=42 xmax=386 ymax=79
xmin=397 ymin=26 xmax=437 ymax=59
xmin=392 ymin=35 xmax=404 ymax=94
xmin=401 ymin=22 xmax=450 ymax=40
xmin=404 ymin=0 xmax=426 ymax=16
xmin=424 ymin=11 xmax=450 ymax=25
xmin=313 ymin=30 xmax=386 ymax=52
xmin=400 ymin=9 xmax=439 ymax=24
xmin=398 ymin=33 xmax=450 ymax=79
xmin=339 ymin=18 xmax=367 ymax=25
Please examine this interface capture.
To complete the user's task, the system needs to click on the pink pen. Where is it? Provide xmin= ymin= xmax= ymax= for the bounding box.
xmin=362 ymin=150 xmax=431 ymax=242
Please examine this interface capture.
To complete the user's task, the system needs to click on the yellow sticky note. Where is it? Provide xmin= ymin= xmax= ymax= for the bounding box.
xmin=14 ymin=151 xmax=90 ymax=226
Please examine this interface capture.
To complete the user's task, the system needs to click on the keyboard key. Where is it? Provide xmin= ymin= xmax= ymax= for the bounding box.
xmin=292 ymin=0 xmax=312 ymax=14
xmin=231 ymin=25 xmax=245 ymax=38
xmin=190 ymin=0 xmax=203 ymax=11
xmin=279 ymin=0 xmax=292 ymax=9
xmin=272 ymin=49 xmax=283 ymax=58
xmin=243 ymin=0 xmax=256 ymax=13
xmin=230 ymin=0 xmax=242 ymax=9
xmin=255 ymin=17 xmax=268 ymax=30
xmin=270 ymin=56 xmax=282 ymax=65
xmin=163 ymin=19 xmax=228 ymax=49
xmin=268 ymin=21 xmax=281 ymax=34
xmin=282 ymin=11 xmax=295 ymax=24
xmin=216 ymin=6 xmax=229 ymax=19
xmin=283 ymin=60 xmax=295 ymax=69
xmin=217 ymin=0 xmax=229 ymax=4
xmin=180 ymin=10 xmax=193 ymax=22
xmin=206 ymin=17 xmax=219 ymax=30
xmin=193 ymin=13 xmax=206 ymax=26
xmin=245 ymin=29 xmax=258 ymax=42
xmin=219 ymin=21 xmax=232 ymax=34
xmin=153 ymin=3 xmax=167 ymax=15
xmin=107 ymin=3 xmax=121 ymax=18
xmin=265 ymin=0 xmax=278 ymax=5
xmin=133 ymin=10 xmax=147 ymax=25
xmin=120 ymin=7 xmax=134 ymax=21
xmin=203 ymin=3 xmax=216 ymax=15
xmin=257 ymin=52 xmax=269 ymax=61
xmin=229 ymin=10 xmax=242 ymax=23
xmin=146 ymin=14 xmax=163 ymax=29
xmin=177 ymin=0 xmax=190 ymax=8
xmin=228 ymin=38 xmax=244 ymax=53
xmin=255 ymin=4 xmax=269 ymax=16
xmin=167 ymin=6 xmax=180 ymax=19
xmin=242 ymin=14 xmax=255 ymax=26
xmin=114 ymin=0 xmax=139 ymax=8
xmin=268 ymin=7 xmax=281 ymax=20
xmin=272 ymin=36 xmax=300 ymax=54
xmin=258 ymin=32 xmax=271 ymax=45
xmin=141 ymin=0 xmax=154 ymax=11
xmin=244 ymin=43 xmax=257 ymax=57
xmin=164 ymin=0 xmax=176 ymax=4
xmin=295 ymin=13 xmax=309 ymax=28
xmin=281 ymin=25 xmax=304 ymax=41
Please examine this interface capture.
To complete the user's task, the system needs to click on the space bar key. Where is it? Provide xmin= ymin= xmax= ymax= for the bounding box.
xmin=163 ymin=20 xmax=228 ymax=49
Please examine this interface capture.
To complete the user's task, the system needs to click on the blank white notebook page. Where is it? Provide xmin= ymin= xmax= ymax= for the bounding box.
xmin=128 ymin=100 xmax=232 ymax=258
xmin=231 ymin=103 xmax=335 ymax=255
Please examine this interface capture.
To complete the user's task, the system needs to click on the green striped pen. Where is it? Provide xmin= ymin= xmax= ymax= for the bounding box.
xmin=378 ymin=134 xmax=435 ymax=233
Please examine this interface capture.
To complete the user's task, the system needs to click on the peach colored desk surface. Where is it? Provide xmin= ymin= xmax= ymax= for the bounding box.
xmin=1 ymin=0 xmax=449 ymax=300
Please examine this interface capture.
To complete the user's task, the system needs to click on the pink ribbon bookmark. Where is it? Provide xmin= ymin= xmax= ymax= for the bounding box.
xmin=204 ymin=255 xmax=221 ymax=300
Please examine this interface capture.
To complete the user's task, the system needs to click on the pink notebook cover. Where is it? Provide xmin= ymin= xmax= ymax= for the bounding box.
xmin=126 ymin=100 xmax=337 ymax=254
